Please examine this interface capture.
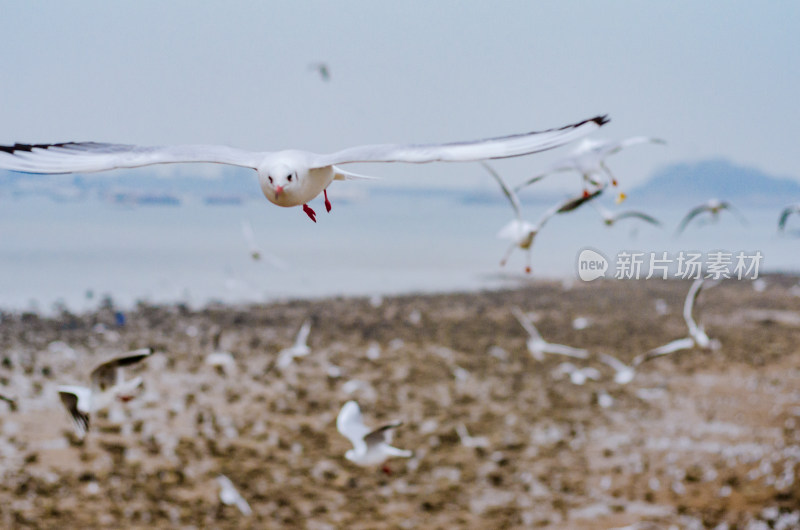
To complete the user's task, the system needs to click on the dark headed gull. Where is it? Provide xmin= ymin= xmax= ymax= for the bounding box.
xmin=0 ymin=116 xmax=608 ymax=222
xmin=57 ymin=347 xmax=153 ymax=437
xmin=675 ymin=198 xmax=746 ymax=235
xmin=511 ymin=307 xmax=589 ymax=361
xmin=336 ymin=400 xmax=412 ymax=471
xmin=514 ymin=136 xmax=666 ymax=202
xmin=485 ymin=162 xmax=601 ymax=273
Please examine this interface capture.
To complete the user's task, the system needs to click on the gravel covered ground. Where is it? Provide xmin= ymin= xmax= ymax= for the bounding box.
xmin=1 ymin=275 xmax=799 ymax=529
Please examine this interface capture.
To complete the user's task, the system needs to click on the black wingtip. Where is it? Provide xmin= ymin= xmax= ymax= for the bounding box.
xmin=594 ymin=115 xmax=611 ymax=127
xmin=0 ymin=142 xmax=77 ymax=154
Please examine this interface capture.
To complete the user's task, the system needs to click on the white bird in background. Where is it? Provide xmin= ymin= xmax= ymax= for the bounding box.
xmin=216 ymin=475 xmax=252 ymax=516
xmin=240 ymin=219 xmax=288 ymax=268
xmin=485 ymin=162 xmax=602 ymax=273
xmin=675 ymin=198 xmax=747 ymax=235
xmin=511 ymin=307 xmax=589 ymax=361
xmin=276 ymin=319 xmax=313 ymax=369
xmin=592 ymin=202 xmax=662 ymax=228
xmin=336 ymin=400 xmax=412 ymax=472
xmin=777 ymin=203 xmax=800 ymax=233
xmin=57 ymin=348 xmax=153 ymax=438
xmin=0 ymin=115 xmax=608 ymax=223
xmin=455 ymin=423 xmax=490 ymax=449
xmin=634 ymin=278 xmax=721 ymax=366
xmin=514 ymin=136 xmax=666 ymax=202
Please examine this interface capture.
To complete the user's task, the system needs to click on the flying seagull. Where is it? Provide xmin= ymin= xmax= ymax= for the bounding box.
xmin=240 ymin=219 xmax=288 ymax=268
xmin=593 ymin=202 xmax=661 ymax=228
xmin=276 ymin=319 xmax=313 ymax=369
xmin=0 ymin=115 xmax=608 ymax=222
xmin=778 ymin=203 xmax=800 ymax=233
xmin=633 ymin=278 xmax=720 ymax=366
xmin=485 ymin=162 xmax=601 ymax=273
xmin=675 ymin=198 xmax=747 ymax=235
xmin=514 ymin=136 xmax=665 ymax=202
xmin=216 ymin=475 xmax=252 ymax=516
xmin=57 ymin=347 xmax=153 ymax=438
xmin=336 ymin=400 xmax=412 ymax=472
xmin=511 ymin=306 xmax=589 ymax=361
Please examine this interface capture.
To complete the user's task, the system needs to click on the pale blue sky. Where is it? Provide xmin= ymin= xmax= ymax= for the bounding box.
xmin=1 ymin=1 xmax=798 ymax=191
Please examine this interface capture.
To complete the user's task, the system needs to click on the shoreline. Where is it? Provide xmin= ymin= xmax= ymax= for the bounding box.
xmin=1 ymin=275 xmax=799 ymax=527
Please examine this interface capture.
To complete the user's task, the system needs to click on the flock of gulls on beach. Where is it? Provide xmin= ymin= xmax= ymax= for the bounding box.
xmin=0 ymin=111 xmax=798 ymax=520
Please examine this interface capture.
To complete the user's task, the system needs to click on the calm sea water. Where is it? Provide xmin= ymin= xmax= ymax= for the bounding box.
xmin=0 ymin=189 xmax=796 ymax=314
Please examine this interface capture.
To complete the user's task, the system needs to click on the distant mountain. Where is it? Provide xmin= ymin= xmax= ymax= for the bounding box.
xmin=629 ymin=159 xmax=800 ymax=206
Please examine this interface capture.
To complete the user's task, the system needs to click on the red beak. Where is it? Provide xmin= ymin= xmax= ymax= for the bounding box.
xmin=275 ymin=185 xmax=283 ymax=197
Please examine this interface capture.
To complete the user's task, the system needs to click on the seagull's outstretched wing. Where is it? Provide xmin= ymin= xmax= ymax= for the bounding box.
xmin=294 ymin=319 xmax=312 ymax=349
xmin=599 ymin=136 xmax=666 ymax=157
xmin=720 ymin=201 xmax=748 ymax=226
xmin=541 ymin=343 xmax=590 ymax=359
xmin=58 ymin=385 xmax=91 ymax=437
xmin=634 ymin=337 xmax=695 ymax=365
xmin=89 ymin=347 xmax=153 ymax=393
xmin=336 ymin=400 xmax=370 ymax=450
xmin=511 ymin=307 xmax=543 ymax=341
xmin=778 ymin=205 xmax=800 ymax=232
xmin=311 ymin=116 xmax=609 ymax=167
xmin=482 ymin=162 xmax=522 ymax=221
xmin=675 ymin=204 xmax=710 ymax=235
xmin=0 ymin=143 xmax=264 ymax=174
xmin=613 ymin=211 xmax=662 ymax=226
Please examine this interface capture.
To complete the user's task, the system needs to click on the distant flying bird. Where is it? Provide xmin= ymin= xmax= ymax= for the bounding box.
xmin=216 ymin=475 xmax=252 ymax=516
xmin=485 ymin=161 xmax=601 ymax=273
xmin=597 ymin=353 xmax=636 ymax=385
xmin=0 ymin=115 xmax=608 ymax=223
xmin=675 ymin=198 xmax=746 ymax=235
xmin=240 ymin=219 xmax=288 ymax=268
xmin=514 ymin=136 xmax=666 ymax=202
xmin=634 ymin=278 xmax=720 ymax=366
xmin=308 ymin=61 xmax=331 ymax=81
xmin=276 ymin=319 xmax=312 ymax=369
xmin=336 ymin=400 xmax=412 ymax=471
xmin=511 ymin=306 xmax=589 ymax=361
xmin=777 ymin=203 xmax=800 ymax=233
xmin=57 ymin=347 xmax=153 ymax=438
xmin=593 ymin=202 xmax=661 ymax=228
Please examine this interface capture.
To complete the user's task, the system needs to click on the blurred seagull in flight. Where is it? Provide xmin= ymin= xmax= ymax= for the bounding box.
xmin=514 ymin=136 xmax=666 ymax=203
xmin=675 ymin=198 xmax=746 ymax=235
xmin=336 ymin=400 xmax=412 ymax=472
xmin=512 ymin=306 xmax=589 ymax=361
xmin=485 ymin=162 xmax=601 ymax=273
xmin=634 ymin=278 xmax=721 ymax=366
xmin=57 ymin=347 xmax=153 ymax=438
xmin=276 ymin=319 xmax=313 ymax=369
xmin=593 ymin=202 xmax=662 ymax=228
xmin=240 ymin=219 xmax=288 ymax=268
xmin=0 ymin=115 xmax=608 ymax=223
xmin=777 ymin=203 xmax=800 ymax=233
xmin=216 ymin=475 xmax=252 ymax=516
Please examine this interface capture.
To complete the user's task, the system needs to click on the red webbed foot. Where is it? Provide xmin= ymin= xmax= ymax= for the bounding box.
xmin=324 ymin=189 xmax=332 ymax=213
xmin=303 ymin=204 xmax=317 ymax=223
xmin=582 ymin=189 xmax=590 ymax=198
